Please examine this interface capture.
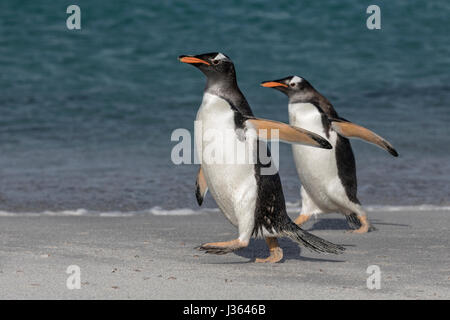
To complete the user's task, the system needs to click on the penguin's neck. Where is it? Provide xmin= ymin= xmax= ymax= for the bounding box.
xmin=288 ymin=102 xmax=328 ymax=136
xmin=290 ymin=92 xmax=339 ymax=119
xmin=205 ymin=78 xmax=254 ymax=117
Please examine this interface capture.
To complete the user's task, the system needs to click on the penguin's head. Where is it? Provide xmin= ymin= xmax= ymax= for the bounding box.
xmin=261 ymin=76 xmax=315 ymax=101
xmin=179 ymin=52 xmax=236 ymax=82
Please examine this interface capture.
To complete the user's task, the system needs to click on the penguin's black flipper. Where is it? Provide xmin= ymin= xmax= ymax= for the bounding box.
xmin=195 ymin=166 xmax=208 ymax=206
xmin=330 ymin=118 xmax=398 ymax=157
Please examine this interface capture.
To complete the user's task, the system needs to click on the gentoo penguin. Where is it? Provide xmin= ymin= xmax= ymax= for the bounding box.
xmin=261 ymin=76 xmax=398 ymax=233
xmin=179 ymin=53 xmax=344 ymax=262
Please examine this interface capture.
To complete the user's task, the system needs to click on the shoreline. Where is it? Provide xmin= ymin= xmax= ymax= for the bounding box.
xmin=1 ymin=203 xmax=450 ymax=217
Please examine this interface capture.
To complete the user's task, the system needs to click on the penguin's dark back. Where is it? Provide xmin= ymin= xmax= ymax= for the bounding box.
xmin=335 ymin=136 xmax=359 ymax=204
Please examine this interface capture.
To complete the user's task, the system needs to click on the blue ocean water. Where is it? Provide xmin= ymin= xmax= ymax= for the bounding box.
xmin=0 ymin=1 xmax=449 ymax=213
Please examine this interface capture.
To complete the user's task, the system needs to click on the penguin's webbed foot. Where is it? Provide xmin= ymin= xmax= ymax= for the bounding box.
xmin=346 ymin=215 xmax=374 ymax=233
xmin=255 ymin=237 xmax=283 ymax=263
xmin=294 ymin=214 xmax=311 ymax=227
xmin=196 ymin=239 xmax=247 ymax=255
xmin=255 ymin=247 xmax=283 ymax=263
xmin=348 ymin=226 xmax=370 ymax=233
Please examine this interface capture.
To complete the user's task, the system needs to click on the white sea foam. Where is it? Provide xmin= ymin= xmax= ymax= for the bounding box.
xmin=0 ymin=204 xmax=448 ymax=217
xmin=0 ymin=208 xmax=90 ymax=217
xmin=365 ymin=205 xmax=450 ymax=212
xmin=285 ymin=202 xmax=450 ymax=213
xmin=0 ymin=207 xmax=220 ymax=217
xmin=148 ymin=206 xmax=219 ymax=216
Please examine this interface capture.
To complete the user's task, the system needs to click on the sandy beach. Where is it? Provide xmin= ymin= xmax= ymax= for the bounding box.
xmin=0 ymin=208 xmax=448 ymax=299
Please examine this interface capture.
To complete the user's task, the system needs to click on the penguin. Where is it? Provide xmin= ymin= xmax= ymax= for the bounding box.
xmin=179 ymin=53 xmax=344 ymax=262
xmin=261 ymin=75 xmax=398 ymax=233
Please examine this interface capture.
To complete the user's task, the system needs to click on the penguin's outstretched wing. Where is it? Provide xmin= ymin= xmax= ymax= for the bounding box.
xmin=195 ymin=166 xmax=208 ymax=206
xmin=245 ymin=118 xmax=332 ymax=149
xmin=330 ymin=118 xmax=398 ymax=157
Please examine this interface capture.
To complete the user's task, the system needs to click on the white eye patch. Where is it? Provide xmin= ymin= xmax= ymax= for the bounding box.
xmin=289 ymin=76 xmax=303 ymax=86
xmin=214 ymin=53 xmax=229 ymax=61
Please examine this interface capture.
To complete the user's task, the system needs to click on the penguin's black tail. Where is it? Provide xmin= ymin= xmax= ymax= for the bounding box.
xmin=280 ymin=221 xmax=345 ymax=254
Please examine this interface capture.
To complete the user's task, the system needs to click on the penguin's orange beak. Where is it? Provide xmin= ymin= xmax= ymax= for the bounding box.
xmin=261 ymin=81 xmax=288 ymax=88
xmin=179 ymin=55 xmax=210 ymax=65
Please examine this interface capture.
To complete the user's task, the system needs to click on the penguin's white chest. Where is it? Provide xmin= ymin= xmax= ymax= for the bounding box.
xmin=288 ymin=103 xmax=341 ymax=210
xmin=195 ymin=93 xmax=257 ymax=227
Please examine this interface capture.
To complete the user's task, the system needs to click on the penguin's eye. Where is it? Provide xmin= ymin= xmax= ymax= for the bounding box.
xmin=212 ymin=59 xmax=220 ymax=65
xmin=290 ymin=82 xmax=296 ymax=87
